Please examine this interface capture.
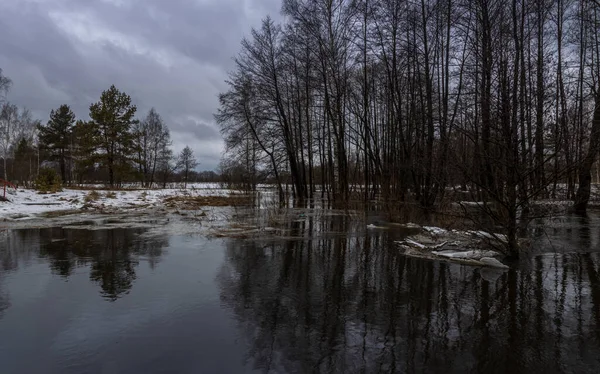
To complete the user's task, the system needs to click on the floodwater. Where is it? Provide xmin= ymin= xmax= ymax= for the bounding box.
xmin=1 ymin=213 xmax=600 ymax=373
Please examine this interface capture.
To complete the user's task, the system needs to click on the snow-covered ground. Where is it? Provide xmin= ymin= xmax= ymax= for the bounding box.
xmin=0 ymin=185 xmax=236 ymax=220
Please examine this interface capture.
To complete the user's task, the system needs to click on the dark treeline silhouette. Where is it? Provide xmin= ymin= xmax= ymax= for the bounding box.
xmin=217 ymin=0 xmax=600 ymax=255
xmin=0 ymin=75 xmax=202 ymax=188
xmin=218 ymin=215 xmax=600 ymax=373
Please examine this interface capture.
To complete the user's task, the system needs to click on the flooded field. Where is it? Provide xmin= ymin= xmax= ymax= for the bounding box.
xmin=1 ymin=212 xmax=600 ymax=373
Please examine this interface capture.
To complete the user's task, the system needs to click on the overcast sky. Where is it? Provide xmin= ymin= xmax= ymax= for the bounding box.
xmin=0 ymin=0 xmax=281 ymax=171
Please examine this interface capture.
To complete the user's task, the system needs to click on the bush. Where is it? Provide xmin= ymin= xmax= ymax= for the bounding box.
xmin=35 ymin=167 xmax=62 ymax=193
xmin=84 ymin=190 xmax=100 ymax=203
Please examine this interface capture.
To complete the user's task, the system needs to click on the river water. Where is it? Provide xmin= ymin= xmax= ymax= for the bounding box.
xmin=1 ymin=213 xmax=600 ymax=373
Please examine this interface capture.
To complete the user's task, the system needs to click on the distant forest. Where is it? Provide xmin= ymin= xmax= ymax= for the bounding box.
xmin=0 ymin=73 xmax=218 ymax=188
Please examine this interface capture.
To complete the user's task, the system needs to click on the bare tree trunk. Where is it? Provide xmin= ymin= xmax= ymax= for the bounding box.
xmin=574 ymin=92 xmax=600 ymax=213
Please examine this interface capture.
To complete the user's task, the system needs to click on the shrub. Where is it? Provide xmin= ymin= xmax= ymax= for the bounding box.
xmin=105 ymin=191 xmax=117 ymax=199
xmin=35 ymin=167 xmax=62 ymax=193
xmin=84 ymin=190 xmax=100 ymax=203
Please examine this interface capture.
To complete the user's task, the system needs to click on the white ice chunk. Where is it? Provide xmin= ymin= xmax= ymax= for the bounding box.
xmin=432 ymin=250 xmax=500 ymax=259
xmin=480 ymin=257 xmax=509 ymax=269
xmin=423 ymin=226 xmax=448 ymax=235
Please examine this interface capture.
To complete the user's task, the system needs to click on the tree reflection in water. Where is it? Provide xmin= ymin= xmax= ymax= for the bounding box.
xmin=0 ymin=228 xmax=167 ymax=301
xmin=0 ymin=278 xmax=8 ymax=318
xmin=218 ymin=215 xmax=600 ymax=373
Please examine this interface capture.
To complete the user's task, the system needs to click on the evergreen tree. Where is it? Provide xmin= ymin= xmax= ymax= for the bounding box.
xmin=13 ymin=137 xmax=36 ymax=186
xmin=38 ymin=104 xmax=75 ymax=183
xmin=89 ymin=85 xmax=137 ymax=187
xmin=72 ymin=120 xmax=97 ymax=184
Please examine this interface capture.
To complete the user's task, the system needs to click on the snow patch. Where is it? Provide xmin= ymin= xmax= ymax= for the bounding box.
xmin=423 ymin=226 xmax=448 ymax=235
xmin=367 ymin=224 xmax=388 ymax=229
xmin=0 ymin=184 xmax=238 ymax=219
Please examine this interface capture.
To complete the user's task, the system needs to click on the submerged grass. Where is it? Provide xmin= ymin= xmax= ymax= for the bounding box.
xmin=163 ymin=194 xmax=252 ymax=209
xmin=41 ymin=209 xmax=82 ymax=218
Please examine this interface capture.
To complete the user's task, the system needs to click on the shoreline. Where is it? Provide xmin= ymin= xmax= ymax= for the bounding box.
xmin=0 ymin=185 xmax=242 ymax=220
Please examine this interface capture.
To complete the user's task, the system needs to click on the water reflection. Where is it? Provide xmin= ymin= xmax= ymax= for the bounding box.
xmin=0 ymin=280 xmax=8 ymax=318
xmin=0 ymin=228 xmax=167 ymax=301
xmin=0 ymin=228 xmax=257 ymax=374
xmin=1 ymin=216 xmax=600 ymax=372
xmin=219 ymin=219 xmax=600 ymax=373
xmin=531 ymin=212 xmax=600 ymax=253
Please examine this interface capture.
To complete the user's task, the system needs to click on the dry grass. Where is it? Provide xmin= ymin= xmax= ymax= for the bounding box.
xmin=163 ymin=194 xmax=252 ymax=209
xmin=69 ymin=185 xmax=146 ymax=191
xmin=105 ymin=191 xmax=117 ymax=199
xmin=84 ymin=190 xmax=101 ymax=203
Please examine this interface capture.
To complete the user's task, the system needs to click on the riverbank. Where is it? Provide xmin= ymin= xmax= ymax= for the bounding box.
xmin=0 ymin=184 xmax=590 ymax=265
xmin=0 ymin=184 xmax=245 ymax=221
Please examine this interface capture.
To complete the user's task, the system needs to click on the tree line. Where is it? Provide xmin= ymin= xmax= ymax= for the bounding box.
xmin=217 ymin=0 xmax=600 ymax=256
xmin=0 ymin=71 xmax=200 ymax=188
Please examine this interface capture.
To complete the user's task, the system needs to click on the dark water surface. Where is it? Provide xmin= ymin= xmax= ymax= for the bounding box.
xmin=1 ymin=215 xmax=600 ymax=373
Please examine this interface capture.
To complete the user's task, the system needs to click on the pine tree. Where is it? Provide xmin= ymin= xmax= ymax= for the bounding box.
xmin=13 ymin=137 xmax=36 ymax=186
xmin=72 ymin=120 xmax=97 ymax=185
xmin=38 ymin=104 xmax=75 ymax=183
xmin=89 ymin=85 xmax=137 ymax=187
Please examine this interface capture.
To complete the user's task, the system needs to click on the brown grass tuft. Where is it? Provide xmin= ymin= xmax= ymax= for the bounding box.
xmin=84 ymin=190 xmax=101 ymax=203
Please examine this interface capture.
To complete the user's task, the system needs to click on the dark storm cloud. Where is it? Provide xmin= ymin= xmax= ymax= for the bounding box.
xmin=170 ymin=118 xmax=222 ymax=141
xmin=0 ymin=0 xmax=281 ymax=170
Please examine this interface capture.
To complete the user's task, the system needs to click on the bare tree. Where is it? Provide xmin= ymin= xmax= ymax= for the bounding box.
xmin=215 ymin=0 xmax=600 ymax=257
xmin=156 ymin=146 xmax=176 ymax=189
xmin=177 ymin=146 xmax=198 ymax=189
xmin=216 ymin=70 xmax=286 ymax=196
xmin=574 ymin=0 xmax=600 ymax=212
xmin=132 ymin=108 xmax=172 ymax=188
xmin=0 ymin=104 xmax=37 ymax=180
xmin=0 ymin=69 xmax=11 ymax=104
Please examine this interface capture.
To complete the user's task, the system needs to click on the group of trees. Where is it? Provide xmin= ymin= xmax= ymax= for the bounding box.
xmin=0 ymin=68 xmax=40 ymax=183
xmin=217 ymin=0 xmax=600 ymax=255
xmin=0 ymin=69 xmax=200 ymax=188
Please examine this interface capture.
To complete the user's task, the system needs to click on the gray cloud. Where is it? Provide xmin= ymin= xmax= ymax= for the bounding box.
xmin=0 ymin=0 xmax=281 ymax=170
